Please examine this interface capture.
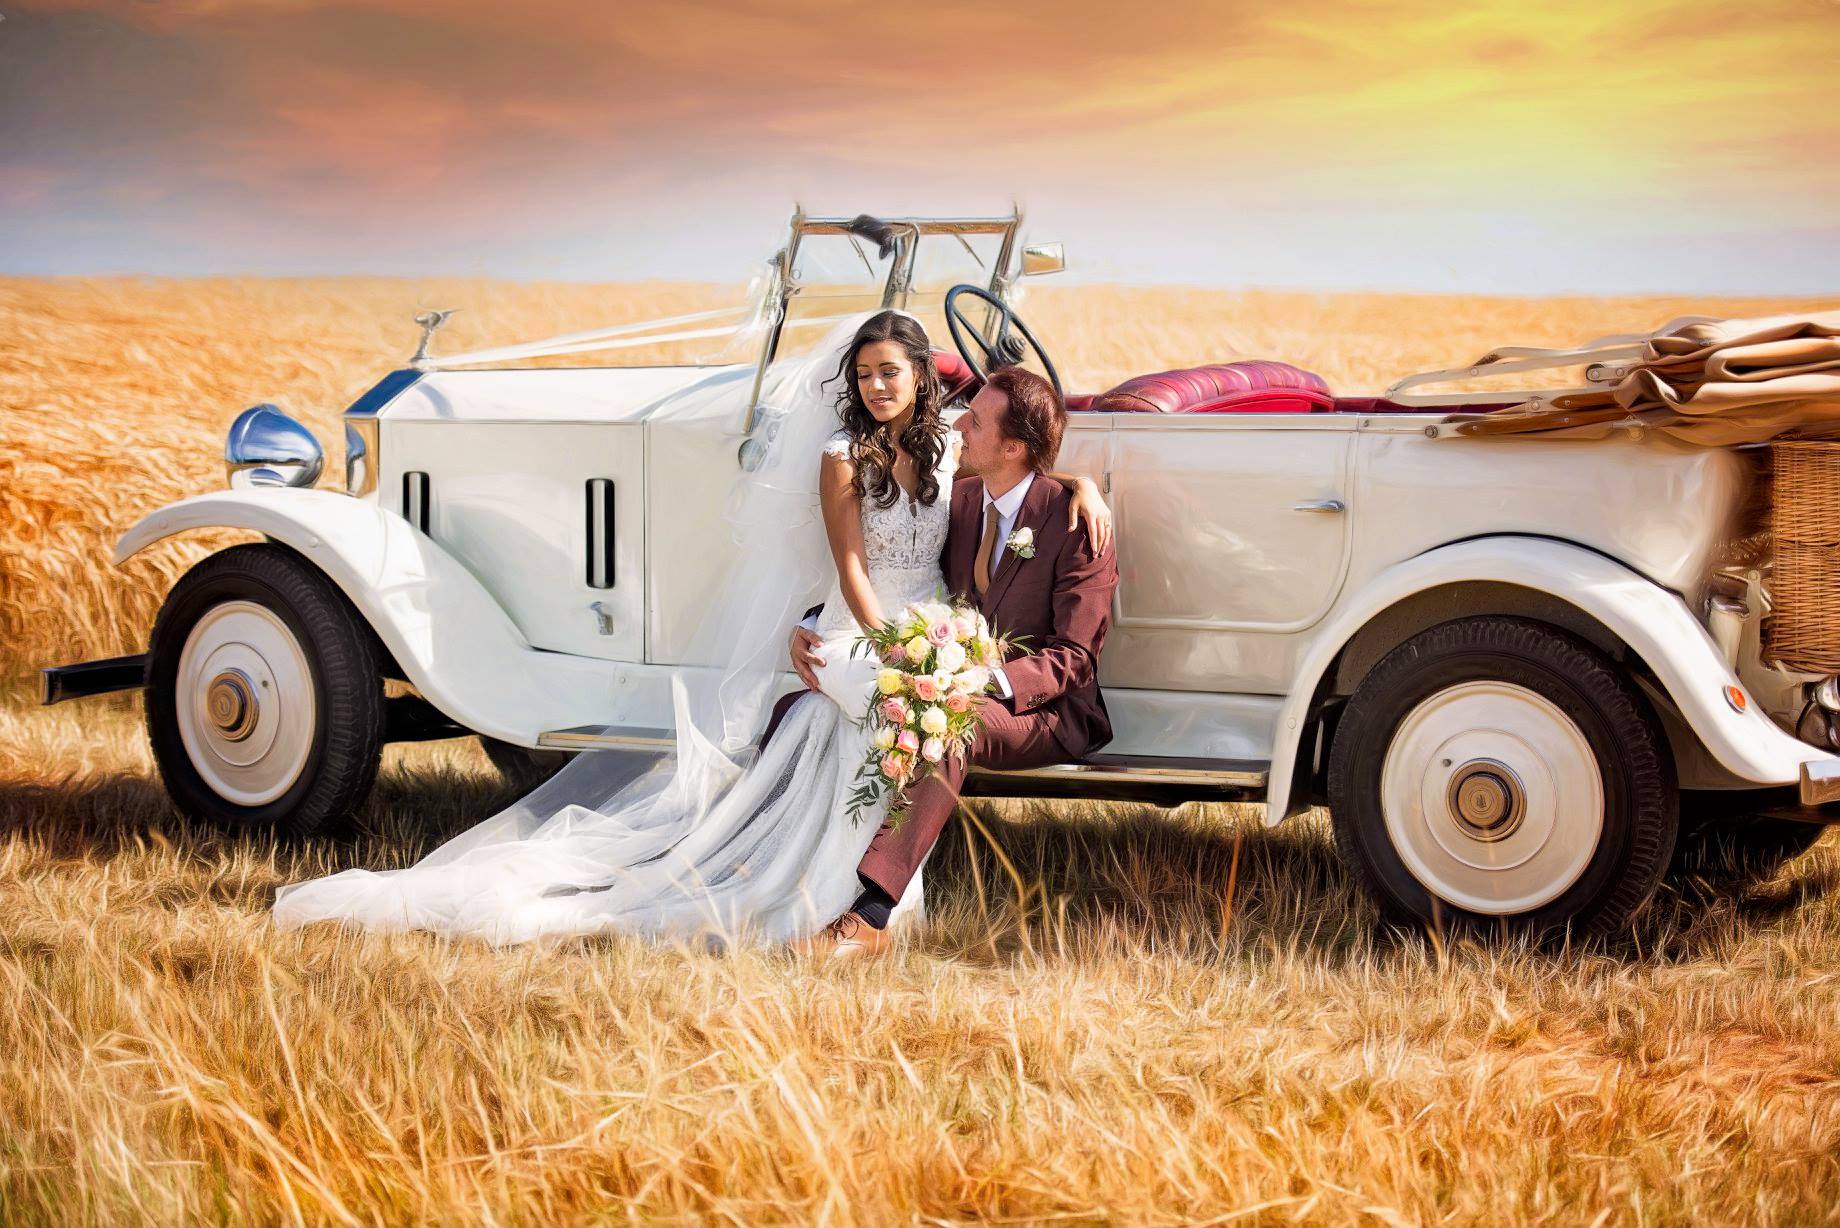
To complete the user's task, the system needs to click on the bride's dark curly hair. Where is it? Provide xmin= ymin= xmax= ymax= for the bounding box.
xmin=826 ymin=310 xmax=949 ymax=508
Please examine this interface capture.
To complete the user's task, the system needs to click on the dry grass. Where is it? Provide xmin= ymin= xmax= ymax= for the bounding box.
xmin=3 ymin=278 xmax=1839 ymax=1223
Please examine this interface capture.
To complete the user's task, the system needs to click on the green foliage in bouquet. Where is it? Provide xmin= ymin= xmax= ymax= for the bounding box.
xmin=844 ymin=597 xmax=1029 ymax=828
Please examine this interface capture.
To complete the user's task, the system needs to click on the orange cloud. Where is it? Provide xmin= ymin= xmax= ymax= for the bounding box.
xmin=4 ymin=0 xmax=1836 ymax=289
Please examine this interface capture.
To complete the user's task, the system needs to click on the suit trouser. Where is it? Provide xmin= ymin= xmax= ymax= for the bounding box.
xmin=760 ymin=688 xmax=1068 ymax=902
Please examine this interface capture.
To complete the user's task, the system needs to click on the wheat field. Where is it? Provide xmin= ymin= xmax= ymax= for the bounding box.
xmin=3 ymin=278 xmax=1839 ymax=1224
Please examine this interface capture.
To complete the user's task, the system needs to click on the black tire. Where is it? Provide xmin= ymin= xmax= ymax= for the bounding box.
xmin=479 ymin=738 xmax=575 ymax=790
xmin=145 ymin=543 xmax=385 ymax=838
xmin=1327 ymin=616 xmax=1676 ymax=940
xmin=1672 ymin=793 xmax=1830 ymax=887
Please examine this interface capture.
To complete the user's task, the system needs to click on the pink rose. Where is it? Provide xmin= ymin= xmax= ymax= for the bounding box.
xmin=881 ymin=643 xmax=905 ymax=665
xmin=879 ymin=698 xmax=908 ymax=725
xmin=880 ymin=752 xmax=909 ymax=781
xmin=945 ymin=691 xmax=971 ymax=714
xmin=926 ymin=619 xmax=954 ymax=646
xmin=953 ymin=612 xmax=979 ymax=639
xmin=913 ymin=675 xmax=939 ymax=702
xmin=921 ymin=736 xmax=945 ymax=764
xmin=896 ymin=729 xmax=921 ymax=754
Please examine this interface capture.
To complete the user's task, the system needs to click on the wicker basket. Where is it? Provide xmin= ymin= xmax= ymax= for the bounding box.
xmin=1763 ymin=439 xmax=1840 ymax=672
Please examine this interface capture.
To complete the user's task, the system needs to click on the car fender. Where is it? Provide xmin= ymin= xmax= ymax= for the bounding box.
xmin=1263 ymin=536 xmax=1832 ymax=825
xmin=114 ymin=489 xmax=631 ymax=745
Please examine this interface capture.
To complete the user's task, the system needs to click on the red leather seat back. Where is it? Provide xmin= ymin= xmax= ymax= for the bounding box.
xmin=1082 ymin=361 xmax=1332 ymax=414
xmin=932 ymin=349 xmax=978 ymax=400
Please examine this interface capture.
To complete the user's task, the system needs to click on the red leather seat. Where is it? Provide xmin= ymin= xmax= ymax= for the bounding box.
xmin=1072 ymin=361 xmax=1332 ymax=414
xmin=932 ymin=349 xmax=978 ymax=400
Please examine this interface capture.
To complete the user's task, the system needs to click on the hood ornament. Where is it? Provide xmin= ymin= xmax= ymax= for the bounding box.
xmin=410 ymin=309 xmax=459 ymax=368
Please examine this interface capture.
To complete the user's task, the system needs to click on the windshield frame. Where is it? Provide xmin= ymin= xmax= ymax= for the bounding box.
xmin=744 ymin=210 xmax=1021 ymax=429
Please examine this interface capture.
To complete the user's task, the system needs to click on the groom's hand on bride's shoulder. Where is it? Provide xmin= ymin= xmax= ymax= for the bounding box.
xmin=789 ymin=625 xmax=826 ymax=690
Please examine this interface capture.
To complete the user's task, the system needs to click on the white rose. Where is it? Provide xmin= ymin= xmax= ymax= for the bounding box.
xmin=931 ymin=669 xmax=956 ymax=694
xmin=919 ymin=705 xmax=948 ymax=735
xmin=872 ymin=725 xmax=897 ymax=750
xmin=956 ymin=667 xmax=990 ymax=693
xmin=934 ymin=640 xmax=967 ymax=673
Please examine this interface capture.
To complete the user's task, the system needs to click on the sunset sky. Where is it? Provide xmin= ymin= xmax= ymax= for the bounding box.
xmin=2 ymin=0 xmax=1837 ymax=293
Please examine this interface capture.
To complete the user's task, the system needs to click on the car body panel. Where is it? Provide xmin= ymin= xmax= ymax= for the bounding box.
xmin=1260 ymin=535 xmax=1838 ymax=824
xmin=91 ymin=206 xmax=1836 ymax=835
xmin=113 ymin=489 xmax=639 ymax=745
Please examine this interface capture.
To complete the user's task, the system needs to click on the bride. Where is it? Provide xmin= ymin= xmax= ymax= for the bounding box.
xmin=271 ymin=307 xmax=1109 ymax=949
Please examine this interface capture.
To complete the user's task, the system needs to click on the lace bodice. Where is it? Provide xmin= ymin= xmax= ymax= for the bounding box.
xmin=814 ymin=428 xmax=960 ymax=638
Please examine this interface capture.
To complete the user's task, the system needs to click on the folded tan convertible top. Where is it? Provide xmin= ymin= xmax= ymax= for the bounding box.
xmin=1403 ymin=310 xmax=1840 ymax=445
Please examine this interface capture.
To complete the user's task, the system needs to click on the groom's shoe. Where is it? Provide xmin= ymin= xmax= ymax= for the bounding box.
xmin=789 ymin=911 xmax=893 ymax=962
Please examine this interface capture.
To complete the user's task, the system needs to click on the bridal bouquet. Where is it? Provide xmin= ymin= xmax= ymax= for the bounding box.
xmin=844 ymin=599 xmax=1021 ymax=827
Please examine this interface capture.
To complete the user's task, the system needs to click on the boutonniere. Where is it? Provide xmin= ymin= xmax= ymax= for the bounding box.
xmin=1005 ymin=527 xmax=1035 ymax=560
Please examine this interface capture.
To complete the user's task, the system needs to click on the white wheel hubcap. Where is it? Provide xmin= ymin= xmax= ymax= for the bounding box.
xmin=1380 ymin=681 xmax=1604 ymax=915
xmin=174 ymin=600 xmax=316 ymax=806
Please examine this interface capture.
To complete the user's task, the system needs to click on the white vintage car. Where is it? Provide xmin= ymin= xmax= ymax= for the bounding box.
xmin=43 ymin=210 xmax=1838 ymax=938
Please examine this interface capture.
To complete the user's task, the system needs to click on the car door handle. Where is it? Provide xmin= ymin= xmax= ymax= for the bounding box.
xmin=1291 ymin=499 xmax=1345 ymax=514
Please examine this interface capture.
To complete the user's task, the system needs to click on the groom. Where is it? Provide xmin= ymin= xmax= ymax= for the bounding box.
xmin=765 ymin=366 xmax=1120 ymax=960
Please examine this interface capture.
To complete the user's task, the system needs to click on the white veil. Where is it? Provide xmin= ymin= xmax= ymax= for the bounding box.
xmin=274 ymin=308 xmax=932 ymax=943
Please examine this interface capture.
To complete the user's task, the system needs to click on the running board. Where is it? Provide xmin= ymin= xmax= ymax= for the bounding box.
xmin=538 ymin=724 xmax=675 ymax=752
xmin=535 ymin=724 xmax=1268 ymax=805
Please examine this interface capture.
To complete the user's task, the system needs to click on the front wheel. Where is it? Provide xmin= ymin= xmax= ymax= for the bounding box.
xmin=1328 ymin=617 xmax=1676 ymax=940
xmin=145 ymin=543 xmax=385 ymax=838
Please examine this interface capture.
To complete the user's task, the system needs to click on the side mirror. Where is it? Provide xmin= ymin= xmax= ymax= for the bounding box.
xmin=1021 ymin=242 xmax=1065 ymax=277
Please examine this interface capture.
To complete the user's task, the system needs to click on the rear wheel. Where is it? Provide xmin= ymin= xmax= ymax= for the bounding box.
xmin=146 ymin=544 xmax=384 ymax=838
xmin=1328 ymin=616 xmax=1675 ymax=940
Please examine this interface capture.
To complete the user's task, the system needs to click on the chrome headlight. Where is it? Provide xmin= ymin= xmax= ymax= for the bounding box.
xmin=225 ymin=405 xmax=323 ymax=489
xmin=344 ymin=417 xmax=378 ymax=497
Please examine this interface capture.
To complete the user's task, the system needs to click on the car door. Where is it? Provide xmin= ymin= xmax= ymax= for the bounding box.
xmin=1102 ymin=413 xmax=1355 ymax=693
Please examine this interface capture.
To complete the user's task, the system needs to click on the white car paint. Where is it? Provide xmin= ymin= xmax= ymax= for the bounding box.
xmin=115 ymin=489 xmax=641 ymax=746
xmin=114 ymin=488 xmax=1290 ymax=763
xmin=1260 ymin=536 xmax=1838 ymax=824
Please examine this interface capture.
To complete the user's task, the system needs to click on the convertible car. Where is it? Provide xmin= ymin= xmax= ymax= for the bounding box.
xmin=42 ymin=209 xmax=1839 ymax=938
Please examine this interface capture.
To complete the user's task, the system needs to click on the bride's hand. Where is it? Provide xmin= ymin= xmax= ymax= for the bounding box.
xmin=1068 ymin=477 xmax=1114 ymax=554
xmin=789 ymin=625 xmax=825 ymax=691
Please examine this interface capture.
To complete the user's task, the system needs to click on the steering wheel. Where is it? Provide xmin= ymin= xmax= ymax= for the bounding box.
xmin=943 ymin=284 xmax=1063 ymax=403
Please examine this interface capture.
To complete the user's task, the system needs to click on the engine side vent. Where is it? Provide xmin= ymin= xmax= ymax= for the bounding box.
xmin=403 ymin=470 xmax=431 ymax=533
xmin=586 ymin=478 xmax=616 ymax=588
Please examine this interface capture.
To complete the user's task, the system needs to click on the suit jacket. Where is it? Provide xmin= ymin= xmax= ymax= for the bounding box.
xmin=944 ymin=473 xmax=1118 ymax=757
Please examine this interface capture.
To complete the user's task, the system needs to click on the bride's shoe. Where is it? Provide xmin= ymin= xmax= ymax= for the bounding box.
xmin=788 ymin=910 xmax=893 ymax=962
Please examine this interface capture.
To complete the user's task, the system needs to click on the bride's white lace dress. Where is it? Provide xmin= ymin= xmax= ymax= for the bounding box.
xmin=271 ymin=421 xmax=960 ymax=948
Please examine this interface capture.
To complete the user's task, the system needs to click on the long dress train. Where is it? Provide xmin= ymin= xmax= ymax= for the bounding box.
xmin=272 ymin=422 xmax=959 ymax=948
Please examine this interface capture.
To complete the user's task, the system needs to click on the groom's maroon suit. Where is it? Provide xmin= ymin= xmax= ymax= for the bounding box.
xmin=759 ymin=471 xmax=1118 ymax=900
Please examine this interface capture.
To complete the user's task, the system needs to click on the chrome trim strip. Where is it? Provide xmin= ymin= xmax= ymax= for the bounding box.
xmin=535 ymin=725 xmax=1268 ymax=790
xmin=537 ymin=724 xmax=673 ymax=751
xmin=342 ymin=368 xmax=423 ymax=418
xmin=1799 ymin=759 xmax=1840 ymax=806
xmin=971 ymin=755 xmax=1267 ymax=790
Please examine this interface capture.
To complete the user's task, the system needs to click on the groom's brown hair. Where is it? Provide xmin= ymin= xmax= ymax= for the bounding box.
xmin=986 ymin=366 xmax=1065 ymax=472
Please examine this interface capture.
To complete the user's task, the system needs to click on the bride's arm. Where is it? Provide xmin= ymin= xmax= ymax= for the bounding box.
xmin=953 ymin=435 xmax=1113 ymax=554
xmin=819 ymin=452 xmax=888 ymax=632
